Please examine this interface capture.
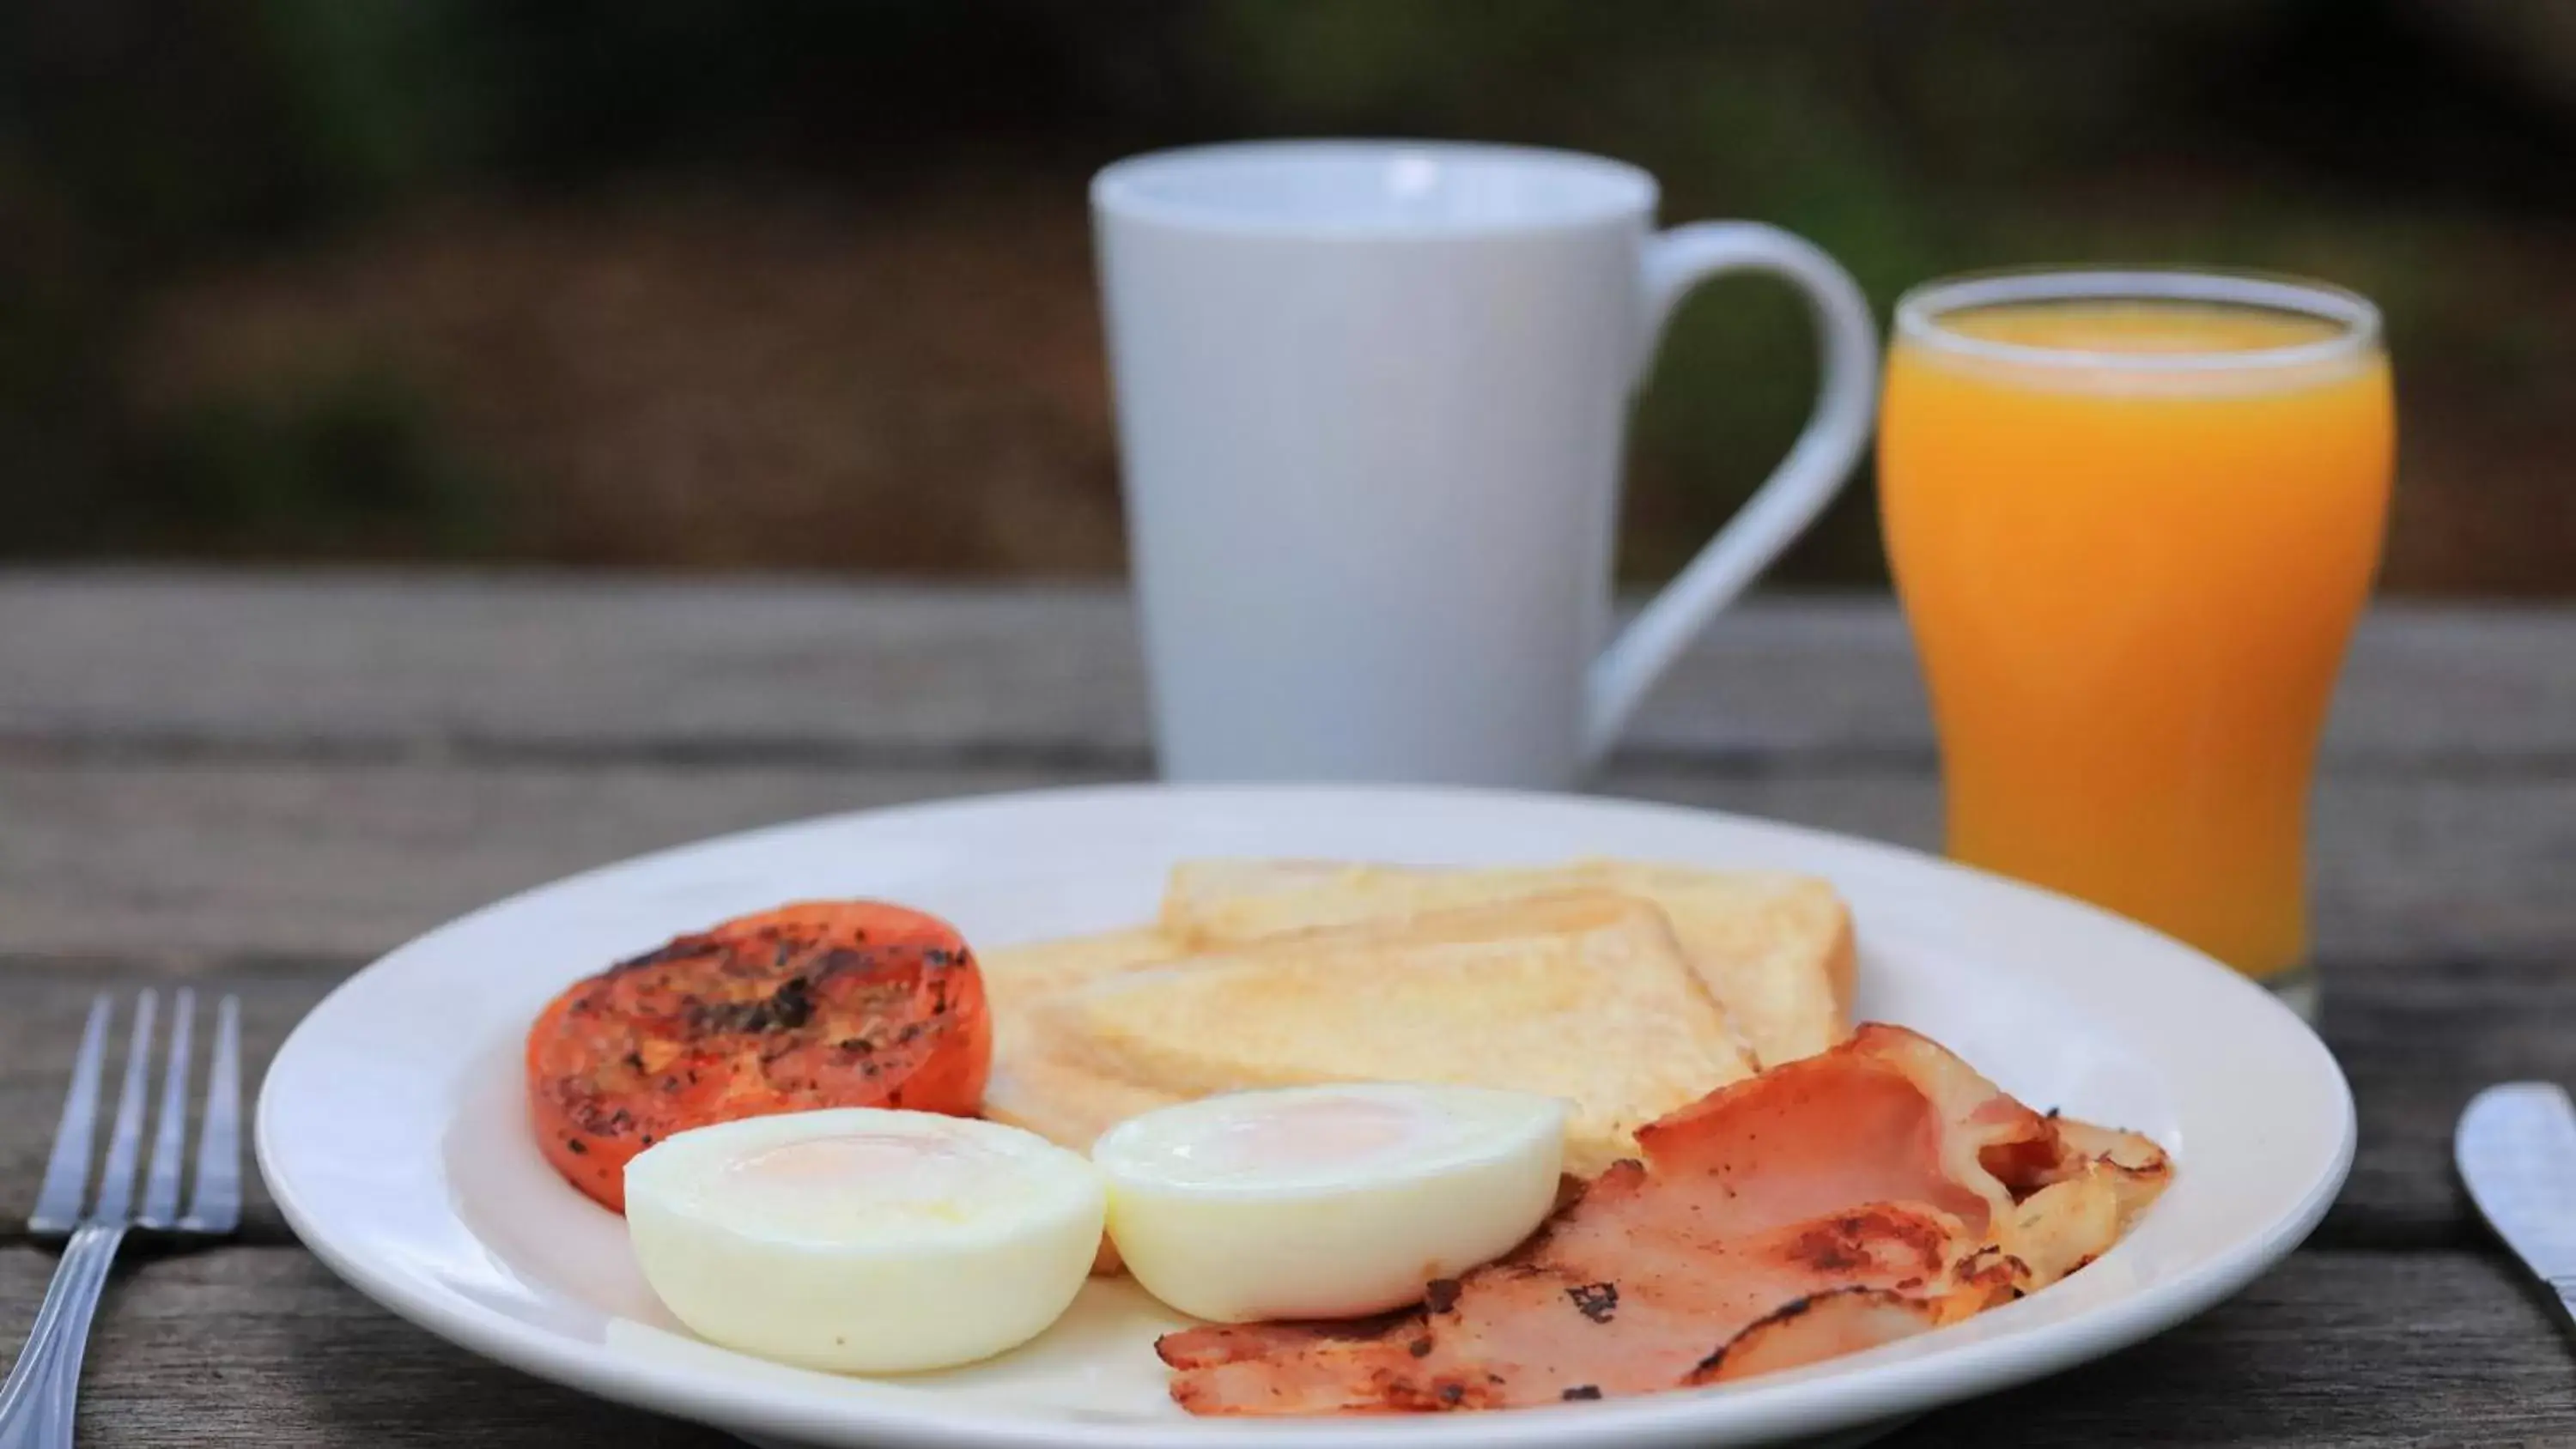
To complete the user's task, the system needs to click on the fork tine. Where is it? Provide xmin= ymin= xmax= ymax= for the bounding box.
xmin=88 ymin=989 xmax=156 ymax=1222
xmin=181 ymin=995 xmax=242 ymax=1233
xmin=29 ymin=997 xmax=112 ymax=1234
xmin=140 ymin=988 xmax=196 ymax=1228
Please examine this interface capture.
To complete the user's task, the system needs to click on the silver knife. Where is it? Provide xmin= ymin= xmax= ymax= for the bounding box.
xmin=2458 ymin=1082 xmax=2576 ymax=1332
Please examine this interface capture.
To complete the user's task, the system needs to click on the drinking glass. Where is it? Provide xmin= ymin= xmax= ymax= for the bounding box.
xmin=1877 ymin=268 xmax=2395 ymax=1020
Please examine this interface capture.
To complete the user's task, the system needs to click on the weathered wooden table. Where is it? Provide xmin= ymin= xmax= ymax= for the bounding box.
xmin=5 ymin=571 xmax=2575 ymax=1446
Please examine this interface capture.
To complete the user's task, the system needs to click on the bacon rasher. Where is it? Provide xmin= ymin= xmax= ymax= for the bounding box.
xmin=1157 ymin=1024 xmax=2171 ymax=1414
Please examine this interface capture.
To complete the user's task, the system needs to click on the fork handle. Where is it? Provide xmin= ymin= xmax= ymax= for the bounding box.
xmin=0 ymin=1225 xmax=127 ymax=1449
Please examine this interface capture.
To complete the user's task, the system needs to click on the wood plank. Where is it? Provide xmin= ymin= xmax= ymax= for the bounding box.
xmin=7 ymin=761 xmax=2573 ymax=964
xmin=0 ymin=761 xmax=1125 ymax=960
xmin=1607 ymin=769 xmax=2576 ymax=968
xmin=4 ymin=571 xmax=2573 ymax=762
xmin=7 ymin=573 xmax=2563 ymax=1440
xmin=0 ymin=965 xmax=316 ymax=1246
xmin=1892 ymin=1248 xmax=2576 ymax=1446
xmin=0 ymin=1246 xmax=726 ymax=1446
xmin=2316 ymin=951 xmax=2576 ymax=1250
xmin=0 ymin=1245 xmax=2560 ymax=1446
xmin=0 ymin=572 xmax=1152 ymax=761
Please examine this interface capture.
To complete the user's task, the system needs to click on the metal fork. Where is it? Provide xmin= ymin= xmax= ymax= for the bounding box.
xmin=0 ymin=990 xmax=241 ymax=1449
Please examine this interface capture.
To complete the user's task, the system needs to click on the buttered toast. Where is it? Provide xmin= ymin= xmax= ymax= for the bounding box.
xmin=991 ymin=892 xmax=1757 ymax=1177
xmin=980 ymin=926 xmax=1179 ymax=1018
xmin=980 ymin=925 xmax=1187 ymax=1147
xmin=1159 ymin=858 xmax=1853 ymax=1067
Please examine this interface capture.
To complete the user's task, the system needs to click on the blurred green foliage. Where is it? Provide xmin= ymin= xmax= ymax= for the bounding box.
xmin=2 ymin=0 xmax=2567 ymax=582
xmin=143 ymin=367 xmax=501 ymax=557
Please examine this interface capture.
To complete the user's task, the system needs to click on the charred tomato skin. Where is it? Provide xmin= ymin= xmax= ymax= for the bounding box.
xmin=525 ymin=900 xmax=993 ymax=1210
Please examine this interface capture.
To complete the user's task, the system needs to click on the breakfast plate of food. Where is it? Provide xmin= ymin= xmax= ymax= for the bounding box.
xmin=256 ymin=784 xmax=2352 ymax=1448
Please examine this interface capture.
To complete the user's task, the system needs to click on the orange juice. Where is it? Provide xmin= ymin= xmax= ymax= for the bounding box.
xmin=1879 ymin=284 xmax=2393 ymax=989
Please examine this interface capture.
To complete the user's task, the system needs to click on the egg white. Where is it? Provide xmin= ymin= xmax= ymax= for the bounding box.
xmin=1092 ymin=1082 xmax=1567 ymax=1324
xmin=624 ymin=1108 xmax=1106 ymax=1373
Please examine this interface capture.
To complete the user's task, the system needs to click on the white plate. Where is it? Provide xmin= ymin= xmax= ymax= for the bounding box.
xmin=258 ymin=784 xmax=2352 ymax=1449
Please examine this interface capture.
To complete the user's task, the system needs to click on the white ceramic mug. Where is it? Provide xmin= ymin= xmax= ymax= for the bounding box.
xmin=1093 ymin=140 xmax=1878 ymax=786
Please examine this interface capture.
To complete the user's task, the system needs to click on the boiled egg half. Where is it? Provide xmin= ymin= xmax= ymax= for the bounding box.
xmin=1092 ymin=1082 xmax=1567 ymax=1323
xmin=624 ymin=1108 xmax=1105 ymax=1373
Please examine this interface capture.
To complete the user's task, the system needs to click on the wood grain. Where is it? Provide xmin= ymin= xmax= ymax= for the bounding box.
xmin=6 ymin=761 xmax=2573 ymax=962
xmin=2316 ymin=949 xmax=2576 ymax=1249
xmin=3 ymin=573 xmax=2571 ymax=762
xmin=0 ymin=761 xmax=1123 ymax=960
xmin=0 ymin=1245 xmax=2561 ymax=1447
xmin=0 ymin=1246 xmax=726 ymax=1446
xmin=0 ymin=965 xmax=312 ymax=1245
xmin=1891 ymin=1248 xmax=2576 ymax=1447
xmin=6 ymin=571 xmax=2575 ymax=1446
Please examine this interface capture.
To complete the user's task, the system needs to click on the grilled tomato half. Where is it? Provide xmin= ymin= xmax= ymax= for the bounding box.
xmin=526 ymin=900 xmax=993 ymax=1210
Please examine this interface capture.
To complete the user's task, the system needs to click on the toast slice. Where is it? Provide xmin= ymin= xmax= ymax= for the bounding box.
xmin=980 ymin=1026 xmax=1172 ymax=1278
xmin=979 ymin=925 xmax=1188 ymax=1140
xmin=978 ymin=924 xmax=1186 ymax=1134
xmin=1033 ymin=891 xmax=1756 ymax=1176
xmin=979 ymin=926 xmax=1182 ymax=1018
xmin=1159 ymin=858 xmax=1853 ymax=1066
xmin=976 ymin=927 xmax=1188 ymax=1276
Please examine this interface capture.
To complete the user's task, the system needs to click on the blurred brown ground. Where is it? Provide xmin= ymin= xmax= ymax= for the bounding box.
xmin=120 ymin=173 xmax=2576 ymax=592
xmin=124 ymin=180 xmax=1127 ymax=573
xmin=12 ymin=1 xmax=2575 ymax=591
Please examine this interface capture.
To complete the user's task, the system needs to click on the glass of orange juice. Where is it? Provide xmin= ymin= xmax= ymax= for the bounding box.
xmin=1879 ymin=269 xmax=2393 ymax=1019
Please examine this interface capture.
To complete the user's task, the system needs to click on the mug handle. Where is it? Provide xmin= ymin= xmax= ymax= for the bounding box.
xmin=1584 ymin=222 xmax=1880 ymax=765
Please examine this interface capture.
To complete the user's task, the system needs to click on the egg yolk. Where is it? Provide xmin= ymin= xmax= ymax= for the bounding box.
xmin=1152 ymin=1094 xmax=1426 ymax=1183
xmin=713 ymin=1131 xmax=1002 ymax=1232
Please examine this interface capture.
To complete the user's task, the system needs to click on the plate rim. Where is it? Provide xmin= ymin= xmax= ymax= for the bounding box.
xmin=257 ymin=780 xmax=2356 ymax=1449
